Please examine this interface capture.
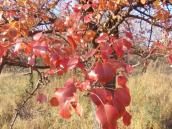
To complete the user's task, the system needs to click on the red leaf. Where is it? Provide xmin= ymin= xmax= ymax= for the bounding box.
xmin=73 ymin=4 xmax=81 ymax=13
xmin=59 ymin=101 xmax=71 ymax=119
xmin=100 ymin=43 xmax=113 ymax=60
xmin=92 ymin=3 xmax=98 ymax=8
xmin=59 ymin=57 xmax=69 ymax=72
xmin=73 ymin=103 xmax=83 ymax=117
xmin=107 ymin=59 xmax=124 ymax=73
xmin=50 ymin=97 xmax=59 ymax=106
xmin=113 ymin=100 xmax=126 ymax=116
xmin=168 ymin=54 xmax=172 ymax=64
xmin=125 ymin=31 xmax=133 ymax=39
xmin=114 ymin=88 xmax=131 ymax=107
xmin=51 ymin=79 xmax=82 ymax=118
xmin=117 ymin=76 xmax=127 ymax=87
xmin=0 ymin=45 xmax=8 ymax=58
xmin=57 ymin=69 xmax=64 ymax=75
xmin=36 ymin=92 xmax=47 ymax=104
xmin=82 ymin=4 xmax=91 ymax=10
xmin=70 ymin=94 xmax=83 ymax=117
xmin=112 ymin=38 xmax=132 ymax=58
xmin=67 ymin=36 xmax=77 ymax=50
xmin=47 ymin=69 xmax=56 ymax=75
xmin=154 ymin=42 xmax=165 ymax=49
xmin=96 ymin=33 xmax=109 ymax=43
xmin=14 ymin=42 xmax=22 ymax=52
xmin=125 ymin=65 xmax=133 ymax=73
xmin=90 ymin=88 xmax=113 ymax=106
xmin=67 ymin=57 xmax=79 ymax=70
xmin=77 ymin=80 xmax=91 ymax=91
xmin=123 ymin=111 xmax=132 ymax=126
xmin=100 ymin=62 xmax=114 ymax=83
xmin=121 ymin=39 xmax=132 ymax=49
xmin=0 ymin=58 xmax=2 ymax=65
xmin=94 ymin=62 xmax=105 ymax=82
xmin=28 ymin=55 xmax=35 ymax=66
xmin=89 ymin=62 xmax=114 ymax=83
xmin=84 ymin=30 xmax=96 ymax=42
xmin=76 ymin=62 xmax=84 ymax=69
xmin=64 ymin=78 xmax=76 ymax=89
xmin=33 ymin=32 xmax=42 ymax=41
xmin=0 ymin=49 xmax=5 ymax=58
xmin=63 ymin=79 xmax=76 ymax=94
xmin=84 ymin=13 xmax=92 ymax=23
xmin=113 ymin=43 xmax=124 ymax=58
xmin=53 ymin=79 xmax=76 ymax=105
xmin=33 ymin=40 xmax=49 ymax=57
xmin=96 ymin=104 xmax=119 ymax=129
xmin=50 ymin=54 xmax=60 ymax=67
xmin=87 ymin=70 xmax=98 ymax=82
xmin=84 ymin=49 xmax=97 ymax=60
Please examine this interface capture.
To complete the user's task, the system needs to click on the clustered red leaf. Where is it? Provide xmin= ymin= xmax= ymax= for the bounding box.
xmin=112 ymin=38 xmax=132 ymax=58
xmin=90 ymin=77 xmax=131 ymax=129
xmin=117 ymin=76 xmax=127 ymax=88
xmin=48 ymin=29 xmax=134 ymax=128
xmin=88 ymin=62 xmax=114 ymax=83
xmin=50 ymin=79 xmax=82 ymax=118
xmin=96 ymin=104 xmax=118 ymax=129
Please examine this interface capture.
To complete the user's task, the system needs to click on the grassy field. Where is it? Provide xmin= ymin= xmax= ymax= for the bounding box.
xmin=0 ymin=64 xmax=172 ymax=129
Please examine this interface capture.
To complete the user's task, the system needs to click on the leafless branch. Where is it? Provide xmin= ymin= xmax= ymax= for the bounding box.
xmin=128 ymin=14 xmax=172 ymax=31
xmin=10 ymin=72 xmax=49 ymax=129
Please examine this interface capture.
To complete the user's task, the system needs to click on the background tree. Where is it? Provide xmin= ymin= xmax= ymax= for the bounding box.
xmin=0 ymin=0 xmax=172 ymax=129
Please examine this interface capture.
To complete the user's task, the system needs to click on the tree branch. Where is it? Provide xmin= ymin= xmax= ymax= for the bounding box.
xmin=128 ymin=14 xmax=172 ymax=31
xmin=4 ymin=59 xmax=50 ymax=69
xmin=10 ymin=73 xmax=49 ymax=129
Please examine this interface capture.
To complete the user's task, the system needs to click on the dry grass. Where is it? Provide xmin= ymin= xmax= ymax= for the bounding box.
xmin=125 ymin=66 xmax=172 ymax=129
xmin=0 ymin=64 xmax=172 ymax=129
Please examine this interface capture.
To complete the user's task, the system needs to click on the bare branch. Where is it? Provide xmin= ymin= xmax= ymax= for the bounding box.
xmin=10 ymin=72 xmax=49 ymax=129
xmin=128 ymin=14 xmax=172 ymax=31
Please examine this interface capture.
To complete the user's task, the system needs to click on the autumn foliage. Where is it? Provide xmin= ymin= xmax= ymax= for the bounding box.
xmin=1 ymin=0 xmax=172 ymax=129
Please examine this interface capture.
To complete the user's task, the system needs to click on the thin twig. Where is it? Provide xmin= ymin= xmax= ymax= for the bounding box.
xmin=148 ymin=24 xmax=153 ymax=48
xmin=10 ymin=78 xmax=43 ymax=129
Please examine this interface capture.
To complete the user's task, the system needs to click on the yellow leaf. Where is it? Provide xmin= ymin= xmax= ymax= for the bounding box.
xmin=153 ymin=0 xmax=161 ymax=8
xmin=99 ymin=0 xmax=106 ymax=10
xmin=17 ymin=0 xmax=27 ymax=5
xmin=140 ymin=0 xmax=146 ymax=4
